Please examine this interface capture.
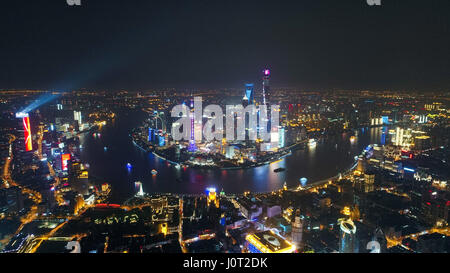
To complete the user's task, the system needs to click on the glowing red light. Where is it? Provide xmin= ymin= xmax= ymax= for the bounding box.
xmin=23 ymin=117 xmax=33 ymax=151
xmin=61 ymin=153 xmax=71 ymax=171
xmin=95 ymin=203 xmax=120 ymax=208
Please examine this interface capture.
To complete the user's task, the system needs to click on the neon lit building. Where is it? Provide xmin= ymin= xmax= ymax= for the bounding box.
xmin=246 ymin=230 xmax=295 ymax=253
xmin=22 ymin=116 xmax=33 ymax=151
xmin=61 ymin=153 xmax=71 ymax=171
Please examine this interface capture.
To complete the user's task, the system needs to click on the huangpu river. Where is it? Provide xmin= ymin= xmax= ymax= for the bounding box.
xmin=79 ymin=110 xmax=385 ymax=203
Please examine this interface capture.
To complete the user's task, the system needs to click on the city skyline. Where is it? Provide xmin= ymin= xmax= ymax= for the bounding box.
xmin=1 ymin=0 xmax=450 ymax=259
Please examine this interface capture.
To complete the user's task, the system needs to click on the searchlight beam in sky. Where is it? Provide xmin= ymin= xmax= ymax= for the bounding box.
xmin=17 ymin=92 xmax=61 ymax=114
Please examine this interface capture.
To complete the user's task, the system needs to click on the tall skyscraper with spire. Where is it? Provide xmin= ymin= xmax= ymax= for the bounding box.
xmin=262 ymin=69 xmax=270 ymax=106
xmin=261 ymin=68 xmax=273 ymax=141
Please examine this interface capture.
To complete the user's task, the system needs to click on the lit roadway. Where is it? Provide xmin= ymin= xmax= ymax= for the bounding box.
xmin=47 ymin=161 xmax=65 ymax=205
xmin=36 ymin=124 xmax=65 ymax=205
xmin=178 ymin=198 xmax=188 ymax=253
xmin=386 ymin=227 xmax=450 ymax=250
xmin=1 ymin=134 xmax=15 ymax=188
xmin=1 ymin=134 xmax=42 ymax=237
xmin=288 ymin=147 xmax=361 ymax=193
xmin=292 ymin=161 xmax=357 ymax=193
xmin=24 ymin=205 xmax=93 ymax=253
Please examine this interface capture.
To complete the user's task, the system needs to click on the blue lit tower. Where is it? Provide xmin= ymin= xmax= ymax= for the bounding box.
xmin=242 ymin=83 xmax=255 ymax=140
xmin=244 ymin=83 xmax=254 ymax=105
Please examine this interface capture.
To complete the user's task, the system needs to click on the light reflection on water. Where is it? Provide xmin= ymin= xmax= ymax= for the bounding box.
xmin=80 ymin=110 xmax=385 ymax=203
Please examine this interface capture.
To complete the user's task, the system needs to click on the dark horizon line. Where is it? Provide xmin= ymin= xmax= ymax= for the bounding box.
xmin=1 ymin=86 xmax=449 ymax=94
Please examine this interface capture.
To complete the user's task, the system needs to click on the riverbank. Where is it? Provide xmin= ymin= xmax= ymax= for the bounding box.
xmin=79 ymin=109 xmax=384 ymax=200
xmin=131 ymin=134 xmax=298 ymax=170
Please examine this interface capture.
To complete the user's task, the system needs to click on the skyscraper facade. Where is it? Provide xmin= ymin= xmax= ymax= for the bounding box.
xmin=188 ymin=98 xmax=197 ymax=152
xmin=262 ymin=69 xmax=270 ymax=106
xmin=74 ymin=111 xmax=82 ymax=126
xmin=339 ymin=219 xmax=357 ymax=253
xmin=245 ymin=83 xmax=254 ymax=105
xmin=291 ymin=209 xmax=303 ymax=250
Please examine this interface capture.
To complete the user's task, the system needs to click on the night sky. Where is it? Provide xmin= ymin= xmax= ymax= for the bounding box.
xmin=0 ymin=0 xmax=449 ymax=91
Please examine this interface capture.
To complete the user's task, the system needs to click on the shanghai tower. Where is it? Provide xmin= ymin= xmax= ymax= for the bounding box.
xmin=262 ymin=68 xmax=270 ymax=106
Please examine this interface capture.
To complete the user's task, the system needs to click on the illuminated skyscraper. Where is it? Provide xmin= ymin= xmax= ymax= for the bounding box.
xmin=339 ymin=219 xmax=357 ymax=253
xmin=22 ymin=116 xmax=33 ymax=151
xmin=206 ymin=187 xmax=219 ymax=208
xmin=188 ymin=112 xmax=197 ymax=151
xmin=188 ymin=98 xmax=197 ymax=152
xmin=148 ymin=128 xmax=154 ymax=142
xmin=74 ymin=110 xmax=82 ymax=126
xmin=245 ymin=83 xmax=254 ymax=105
xmin=262 ymin=69 xmax=270 ymax=106
xmin=261 ymin=69 xmax=272 ymax=139
xmin=193 ymin=98 xmax=202 ymax=144
xmin=61 ymin=153 xmax=71 ymax=171
xmin=16 ymin=112 xmax=33 ymax=152
xmin=394 ymin=127 xmax=404 ymax=146
xmin=242 ymin=84 xmax=255 ymax=139
xmin=356 ymin=156 xmax=365 ymax=173
xmin=364 ymin=172 xmax=375 ymax=192
xmin=278 ymin=126 xmax=285 ymax=148
xmin=291 ymin=209 xmax=303 ymax=250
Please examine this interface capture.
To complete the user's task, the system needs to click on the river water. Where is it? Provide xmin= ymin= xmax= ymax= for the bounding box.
xmin=79 ymin=110 xmax=385 ymax=203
